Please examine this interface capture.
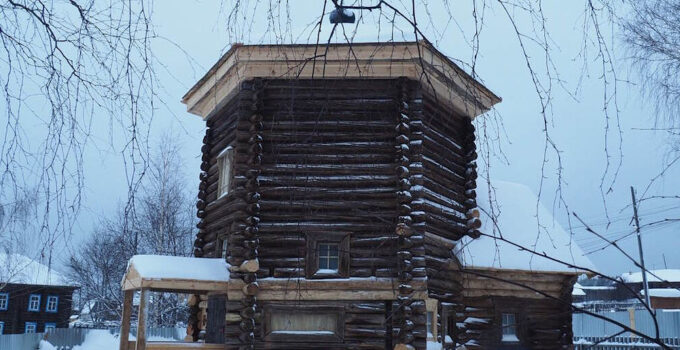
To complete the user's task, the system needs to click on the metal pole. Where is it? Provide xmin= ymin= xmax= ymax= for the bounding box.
xmin=630 ymin=186 xmax=652 ymax=309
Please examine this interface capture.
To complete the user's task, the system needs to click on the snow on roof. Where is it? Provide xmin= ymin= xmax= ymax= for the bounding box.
xmin=122 ymin=255 xmax=230 ymax=291
xmin=572 ymin=282 xmax=586 ymax=296
xmin=457 ymin=180 xmax=595 ymax=273
xmin=641 ymin=288 xmax=680 ymax=298
xmin=0 ymin=253 xmax=73 ymax=287
xmin=621 ymin=269 xmax=680 ymax=283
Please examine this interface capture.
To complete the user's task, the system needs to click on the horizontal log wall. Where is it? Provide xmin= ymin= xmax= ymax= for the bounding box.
xmin=252 ymin=78 xmax=406 ymax=279
xmin=419 ymin=92 xmax=479 ymax=344
xmin=459 ymin=270 xmax=576 ymax=349
xmin=222 ymin=300 xmax=426 ymax=349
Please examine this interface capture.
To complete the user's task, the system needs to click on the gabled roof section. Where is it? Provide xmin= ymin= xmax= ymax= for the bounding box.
xmin=0 ymin=253 xmax=75 ymax=287
xmin=122 ymin=255 xmax=230 ymax=292
xmin=457 ymin=180 xmax=595 ymax=274
xmin=182 ymin=41 xmax=501 ymax=120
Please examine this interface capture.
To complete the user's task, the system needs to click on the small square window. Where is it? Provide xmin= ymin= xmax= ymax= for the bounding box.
xmin=318 ymin=243 xmax=339 ymax=271
xmin=28 ymin=294 xmax=40 ymax=312
xmin=46 ymin=296 xmax=58 ymax=313
xmin=45 ymin=323 xmax=56 ymax=332
xmin=217 ymin=146 xmax=234 ymax=198
xmin=305 ymin=233 xmax=349 ymax=278
xmin=0 ymin=293 xmax=8 ymax=310
xmin=25 ymin=322 xmax=37 ymax=333
xmin=501 ymin=313 xmax=519 ymax=342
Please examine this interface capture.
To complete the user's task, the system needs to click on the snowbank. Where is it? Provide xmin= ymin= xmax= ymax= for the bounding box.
xmin=39 ymin=330 xmax=179 ymax=350
xmin=457 ymin=180 xmax=595 ymax=273
xmin=572 ymin=282 xmax=586 ymax=296
xmin=39 ymin=330 xmax=118 ymax=350
xmin=621 ymin=269 xmax=680 ymax=283
xmin=0 ymin=253 xmax=72 ymax=286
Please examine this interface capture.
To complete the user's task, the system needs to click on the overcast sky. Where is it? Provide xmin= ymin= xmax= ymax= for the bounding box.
xmin=53 ymin=1 xmax=680 ymax=276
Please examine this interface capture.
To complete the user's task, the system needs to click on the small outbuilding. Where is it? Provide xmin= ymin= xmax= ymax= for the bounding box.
xmin=641 ymin=288 xmax=680 ymax=310
xmin=457 ymin=181 xmax=594 ymax=349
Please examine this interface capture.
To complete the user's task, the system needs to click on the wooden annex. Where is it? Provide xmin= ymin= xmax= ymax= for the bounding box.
xmin=172 ymin=41 xmax=584 ymax=349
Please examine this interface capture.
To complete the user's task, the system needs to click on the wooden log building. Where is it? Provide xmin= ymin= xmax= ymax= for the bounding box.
xmin=0 ymin=253 xmax=77 ymax=334
xmin=177 ymin=41 xmax=586 ymax=349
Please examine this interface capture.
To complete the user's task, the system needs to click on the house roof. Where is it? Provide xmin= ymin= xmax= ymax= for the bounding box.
xmin=621 ymin=269 xmax=680 ymax=283
xmin=121 ymin=255 xmax=230 ymax=292
xmin=0 ymin=253 xmax=74 ymax=287
xmin=641 ymin=288 xmax=680 ymax=298
xmin=181 ymin=41 xmax=501 ymax=120
xmin=457 ymin=180 xmax=596 ymax=274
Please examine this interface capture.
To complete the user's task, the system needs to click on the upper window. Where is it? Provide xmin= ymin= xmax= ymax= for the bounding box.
xmin=25 ymin=322 xmax=37 ymax=333
xmin=28 ymin=294 xmax=41 ymax=312
xmin=317 ymin=243 xmax=339 ymax=272
xmin=45 ymin=323 xmax=56 ymax=332
xmin=217 ymin=146 xmax=234 ymax=198
xmin=305 ymin=233 xmax=350 ymax=278
xmin=46 ymin=296 xmax=58 ymax=313
xmin=501 ymin=313 xmax=519 ymax=342
xmin=0 ymin=293 xmax=8 ymax=310
xmin=264 ymin=305 xmax=344 ymax=342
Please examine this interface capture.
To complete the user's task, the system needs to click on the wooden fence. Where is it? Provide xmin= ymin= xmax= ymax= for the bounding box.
xmin=0 ymin=327 xmax=186 ymax=350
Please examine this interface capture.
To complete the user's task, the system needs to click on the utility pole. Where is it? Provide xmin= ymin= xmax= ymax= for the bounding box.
xmin=630 ymin=186 xmax=652 ymax=310
xmin=663 ymin=254 xmax=668 ymax=269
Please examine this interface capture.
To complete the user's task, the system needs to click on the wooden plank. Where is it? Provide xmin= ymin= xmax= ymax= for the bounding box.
xmin=119 ymin=290 xmax=133 ymax=350
xmin=136 ymin=289 xmax=147 ymax=350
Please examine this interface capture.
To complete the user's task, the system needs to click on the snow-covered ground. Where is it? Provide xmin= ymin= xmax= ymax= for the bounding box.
xmin=39 ymin=330 xmax=119 ymax=350
xmin=39 ymin=330 xmax=178 ymax=350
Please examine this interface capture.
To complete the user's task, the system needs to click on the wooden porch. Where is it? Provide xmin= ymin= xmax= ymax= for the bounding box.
xmin=119 ymin=255 xmax=230 ymax=350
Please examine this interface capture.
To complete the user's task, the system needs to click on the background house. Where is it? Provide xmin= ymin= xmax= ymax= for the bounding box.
xmin=0 ymin=253 xmax=77 ymax=334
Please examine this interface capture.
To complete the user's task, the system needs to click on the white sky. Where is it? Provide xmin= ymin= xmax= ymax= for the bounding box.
xmin=36 ymin=1 xmax=680 ymax=276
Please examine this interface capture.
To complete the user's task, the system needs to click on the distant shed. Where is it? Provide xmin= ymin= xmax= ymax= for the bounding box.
xmin=641 ymin=288 xmax=680 ymax=309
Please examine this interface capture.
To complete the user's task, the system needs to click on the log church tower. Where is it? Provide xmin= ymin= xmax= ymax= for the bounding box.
xmin=182 ymin=41 xmax=500 ymax=349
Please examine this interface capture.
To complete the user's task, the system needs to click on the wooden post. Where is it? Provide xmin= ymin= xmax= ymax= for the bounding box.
xmin=136 ymin=289 xmax=147 ymax=350
xmin=119 ymin=290 xmax=133 ymax=350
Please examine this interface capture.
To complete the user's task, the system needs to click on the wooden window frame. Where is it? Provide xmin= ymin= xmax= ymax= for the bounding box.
xmin=0 ymin=293 xmax=8 ymax=310
xmin=215 ymin=235 xmax=229 ymax=258
xmin=500 ymin=312 xmax=519 ymax=343
xmin=425 ymin=298 xmax=438 ymax=342
xmin=27 ymin=294 xmax=40 ymax=312
xmin=0 ymin=321 xmax=4 ymax=334
xmin=46 ymin=295 xmax=58 ymax=313
xmin=45 ymin=323 xmax=56 ymax=332
xmin=263 ymin=304 xmax=345 ymax=343
xmin=216 ymin=146 xmax=234 ymax=199
xmin=441 ymin=302 xmax=455 ymax=347
xmin=305 ymin=232 xmax=350 ymax=279
xmin=24 ymin=322 xmax=37 ymax=333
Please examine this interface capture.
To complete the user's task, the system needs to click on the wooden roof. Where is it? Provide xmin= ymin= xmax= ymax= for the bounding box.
xmin=121 ymin=255 xmax=230 ymax=292
xmin=182 ymin=41 xmax=501 ymax=120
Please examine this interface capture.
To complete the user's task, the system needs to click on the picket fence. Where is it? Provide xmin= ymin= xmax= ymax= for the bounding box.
xmin=0 ymin=327 xmax=186 ymax=350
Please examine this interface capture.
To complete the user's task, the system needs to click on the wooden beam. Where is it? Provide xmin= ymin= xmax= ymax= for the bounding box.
xmin=119 ymin=290 xmax=133 ymax=350
xmin=136 ymin=289 xmax=147 ymax=350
